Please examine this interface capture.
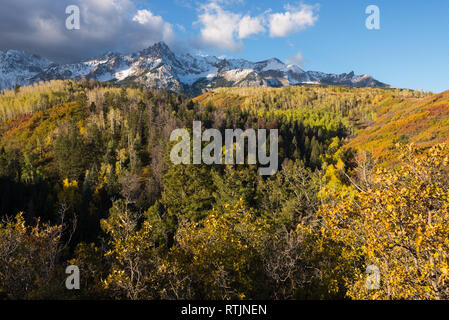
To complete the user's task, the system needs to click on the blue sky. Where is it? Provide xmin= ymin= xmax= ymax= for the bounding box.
xmin=139 ymin=0 xmax=449 ymax=93
xmin=1 ymin=0 xmax=448 ymax=92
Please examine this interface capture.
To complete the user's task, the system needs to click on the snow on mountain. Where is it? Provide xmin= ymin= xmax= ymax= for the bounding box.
xmin=0 ymin=50 xmax=53 ymax=89
xmin=0 ymin=42 xmax=389 ymax=93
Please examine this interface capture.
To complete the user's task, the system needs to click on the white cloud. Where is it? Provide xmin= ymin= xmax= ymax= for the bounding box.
xmin=268 ymin=4 xmax=319 ymax=38
xmin=196 ymin=3 xmax=265 ymax=52
xmin=195 ymin=2 xmax=318 ymax=52
xmin=133 ymin=9 xmax=162 ymax=25
xmin=286 ymin=51 xmax=304 ymax=68
xmin=132 ymin=9 xmax=175 ymax=43
xmin=196 ymin=3 xmax=241 ymax=51
xmin=238 ymin=15 xmax=265 ymax=39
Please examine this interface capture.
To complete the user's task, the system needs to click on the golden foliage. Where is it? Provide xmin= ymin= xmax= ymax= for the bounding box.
xmin=0 ymin=213 xmax=65 ymax=299
xmin=172 ymin=200 xmax=270 ymax=299
xmin=320 ymin=144 xmax=449 ymax=299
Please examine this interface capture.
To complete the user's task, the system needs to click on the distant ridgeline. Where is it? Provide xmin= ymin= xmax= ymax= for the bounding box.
xmin=0 ymin=42 xmax=389 ymax=95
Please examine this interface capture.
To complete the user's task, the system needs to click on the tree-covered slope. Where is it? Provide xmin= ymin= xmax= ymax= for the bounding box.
xmin=344 ymin=90 xmax=449 ymax=161
xmin=1 ymin=81 xmax=449 ymax=300
xmin=194 ymin=86 xmax=447 ymax=163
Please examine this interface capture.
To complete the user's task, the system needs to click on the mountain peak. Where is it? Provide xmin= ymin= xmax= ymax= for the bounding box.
xmin=152 ymin=41 xmax=170 ymax=50
xmin=6 ymin=49 xmax=26 ymax=55
xmin=143 ymin=42 xmax=173 ymax=56
xmin=94 ymin=51 xmax=120 ymax=61
xmin=266 ymin=58 xmax=284 ymax=64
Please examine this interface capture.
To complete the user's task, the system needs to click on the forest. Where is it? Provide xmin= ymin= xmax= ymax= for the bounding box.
xmin=0 ymin=79 xmax=448 ymax=300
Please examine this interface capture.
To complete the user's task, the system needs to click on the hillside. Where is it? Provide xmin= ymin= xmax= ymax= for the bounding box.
xmin=344 ymin=90 xmax=449 ymax=160
xmin=1 ymin=81 xmax=449 ymax=300
xmin=1 ymin=82 xmax=441 ymax=169
xmin=194 ymin=86 xmax=447 ymax=162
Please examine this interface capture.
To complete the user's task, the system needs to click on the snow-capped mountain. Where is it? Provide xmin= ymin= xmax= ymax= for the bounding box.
xmin=0 ymin=42 xmax=389 ymax=93
xmin=0 ymin=50 xmax=53 ymax=90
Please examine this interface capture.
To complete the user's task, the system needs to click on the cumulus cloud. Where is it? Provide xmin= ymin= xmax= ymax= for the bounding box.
xmin=195 ymin=2 xmax=318 ymax=52
xmin=238 ymin=15 xmax=265 ymax=39
xmin=195 ymin=2 xmax=265 ymax=52
xmin=0 ymin=0 xmax=176 ymax=63
xmin=132 ymin=9 xmax=175 ymax=43
xmin=286 ymin=51 xmax=305 ymax=68
xmin=268 ymin=4 xmax=319 ymax=38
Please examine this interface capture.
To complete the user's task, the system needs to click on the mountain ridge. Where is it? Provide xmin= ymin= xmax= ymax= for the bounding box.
xmin=0 ymin=42 xmax=389 ymax=94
